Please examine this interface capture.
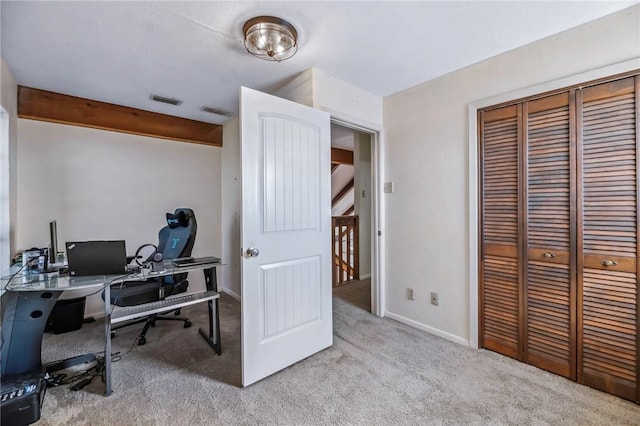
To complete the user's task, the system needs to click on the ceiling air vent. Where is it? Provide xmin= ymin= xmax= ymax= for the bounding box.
xmin=150 ymin=94 xmax=183 ymax=106
xmin=201 ymin=106 xmax=233 ymax=117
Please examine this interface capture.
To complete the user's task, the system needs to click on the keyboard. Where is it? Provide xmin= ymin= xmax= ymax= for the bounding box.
xmin=111 ymin=290 xmax=219 ymax=324
xmin=171 ymin=256 xmax=221 ymax=267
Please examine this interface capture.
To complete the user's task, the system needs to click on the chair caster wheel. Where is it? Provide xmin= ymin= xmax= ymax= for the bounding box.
xmin=137 ymin=336 xmax=146 ymax=346
xmin=184 ymin=321 xmax=192 ymax=328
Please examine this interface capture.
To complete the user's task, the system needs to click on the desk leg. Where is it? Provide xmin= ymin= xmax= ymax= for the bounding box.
xmin=104 ymin=284 xmax=112 ymax=396
xmin=198 ymin=267 xmax=221 ymax=355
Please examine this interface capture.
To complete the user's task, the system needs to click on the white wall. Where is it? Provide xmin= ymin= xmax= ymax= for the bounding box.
xmin=221 ymin=116 xmax=241 ymax=298
xmin=275 ymin=68 xmax=384 ymax=132
xmin=17 ymin=119 xmax=222 ymax=316
xmin=0 ymin=58 xmax=18 ymax=271
xmin=383 ymin=5 xmax=640 ymax=345
xmin=272 ymin=69 xmax=314 ymax=108
xmin=313 ymin=68 xmax=383 ymax=130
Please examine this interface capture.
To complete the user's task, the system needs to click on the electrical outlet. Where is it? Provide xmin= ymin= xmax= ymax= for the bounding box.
xmin=407 ymin=288 xmax=415 ymax=300
xmin=430 ymin=292 xmax=439 ymax=306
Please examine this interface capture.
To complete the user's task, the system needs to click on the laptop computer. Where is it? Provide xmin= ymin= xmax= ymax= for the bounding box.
xmin=65 ymin=241 xmax=127 ymax=276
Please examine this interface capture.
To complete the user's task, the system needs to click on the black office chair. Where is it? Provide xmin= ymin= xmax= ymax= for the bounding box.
xmin=106 ymin=208 xmax=197 ymax=345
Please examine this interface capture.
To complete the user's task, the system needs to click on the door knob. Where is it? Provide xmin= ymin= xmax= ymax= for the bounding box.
xmin=246 ymin=247 xmax=260 ymax=257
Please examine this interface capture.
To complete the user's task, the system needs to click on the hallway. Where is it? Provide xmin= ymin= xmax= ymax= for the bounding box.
xmin=332 ymin=278 xmax=371 ymax=312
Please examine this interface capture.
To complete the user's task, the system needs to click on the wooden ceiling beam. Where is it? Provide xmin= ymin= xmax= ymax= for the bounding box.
xmin=18 ymin=86 xmax=223 ymax=147
xmin=331 ymin=147 xmax=354 ymax=165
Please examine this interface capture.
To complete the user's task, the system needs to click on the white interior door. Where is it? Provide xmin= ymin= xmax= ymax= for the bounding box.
xmin=240 ymin=86 xmax=332 ymax=386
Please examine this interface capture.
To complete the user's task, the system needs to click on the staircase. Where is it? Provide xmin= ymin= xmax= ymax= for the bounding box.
xmin=331 ymin=146 xmax=358 ymax=286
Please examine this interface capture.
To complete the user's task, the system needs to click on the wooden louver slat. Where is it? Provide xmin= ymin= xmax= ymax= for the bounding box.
xmin=480 ymin=106 xmax=520 ymax=358
xmin=479 ymin=73 xmax=639 ymax=404
xmin=525 ymin=93 xmax=575 ymax=379
xmin=578 ymin=76 xmax=638 ymax=402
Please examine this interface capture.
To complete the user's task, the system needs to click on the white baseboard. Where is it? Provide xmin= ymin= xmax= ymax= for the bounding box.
xmin=359 ymin=274 xmax=371 ymax=280
xmin=86 ymin=310 xmax=104 ymax=319
xmin=384 ymin=311 xmax=469 ymax=347
xmin=222 ymin=287 xmax=240 ymax=300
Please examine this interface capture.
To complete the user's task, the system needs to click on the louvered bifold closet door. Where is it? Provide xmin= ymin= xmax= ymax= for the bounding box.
xmin=480 ymin=105 xmax=521 ymax=359
xmin=578 ymin=76 xmax=639 ymax=402
xmin=524 ymin=93 xmax=576 ymax=379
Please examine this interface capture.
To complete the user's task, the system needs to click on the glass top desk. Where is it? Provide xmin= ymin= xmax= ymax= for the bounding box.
xmin=1 ymin=258 xmax=223 ymax=396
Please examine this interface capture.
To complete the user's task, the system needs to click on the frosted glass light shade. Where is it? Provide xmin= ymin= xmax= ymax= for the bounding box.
xmin=243 ymin=16 xmax=298 ymax=62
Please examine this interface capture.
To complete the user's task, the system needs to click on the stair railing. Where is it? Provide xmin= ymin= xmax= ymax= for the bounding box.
xmin=332 ymin=215 xmax=359 ymax=287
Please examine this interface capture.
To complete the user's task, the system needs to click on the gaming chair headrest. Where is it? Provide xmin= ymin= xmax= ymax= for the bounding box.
xmin=166 ymin=209 xmax=194 ymax=228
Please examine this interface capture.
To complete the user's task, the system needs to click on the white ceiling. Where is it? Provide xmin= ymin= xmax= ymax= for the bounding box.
xmin=1 ymin=1 xmax=636 ymax=125
xmin=331 ymin=123 xmax=356 ymax=150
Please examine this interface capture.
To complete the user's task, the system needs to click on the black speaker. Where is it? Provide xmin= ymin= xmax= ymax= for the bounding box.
xmin=1 ymin=371 xmax=47 ymax=426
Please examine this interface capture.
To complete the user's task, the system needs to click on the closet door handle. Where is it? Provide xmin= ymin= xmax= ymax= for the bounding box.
xmin=542 ymin=252 xmax=555 ymax=259
xmin=601 ymin=260 xmax=618 ymax=267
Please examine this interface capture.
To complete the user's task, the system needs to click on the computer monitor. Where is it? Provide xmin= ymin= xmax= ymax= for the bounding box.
xmin=48 ymin=220 xmax=58 ymax=264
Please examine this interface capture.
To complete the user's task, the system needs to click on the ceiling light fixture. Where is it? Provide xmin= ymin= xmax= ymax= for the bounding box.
xmin=243 ymin=16 xmax=298 ymax=62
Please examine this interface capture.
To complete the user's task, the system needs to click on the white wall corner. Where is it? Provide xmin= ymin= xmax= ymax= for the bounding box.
xmin=221 ymin=116 xmax=241 ymax=297
xmin=272 ymin=69 xmax=314 ymax=107
xmin=222 ymin=287 xmax=240 ymax=301
xmin=0 ymin=57 xmax=18 ymax=270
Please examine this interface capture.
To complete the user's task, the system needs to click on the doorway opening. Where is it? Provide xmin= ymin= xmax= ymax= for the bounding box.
xmin=330 ymin=122 xmax=374 ymax=313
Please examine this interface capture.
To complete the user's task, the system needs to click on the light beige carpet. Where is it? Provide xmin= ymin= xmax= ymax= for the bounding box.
xmin=38 ymin=294 xmax=640 ymax=425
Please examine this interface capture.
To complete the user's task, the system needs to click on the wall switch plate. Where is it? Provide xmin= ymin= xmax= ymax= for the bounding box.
xmin=384 ymin=182 xmax=394 ymax=193
xmin=407 ymin=288 xmax=415 ymax=300
xmin=430 ymin=292 xmax=439 ymax=306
